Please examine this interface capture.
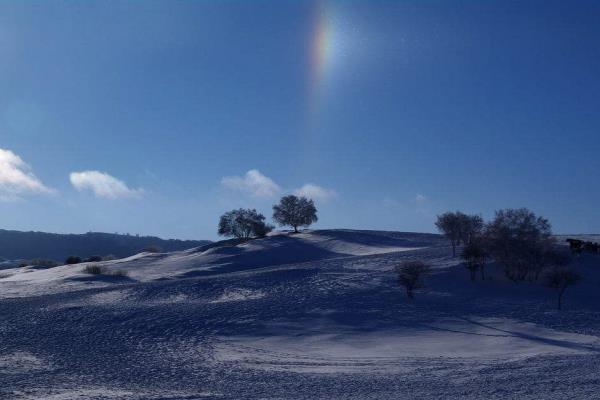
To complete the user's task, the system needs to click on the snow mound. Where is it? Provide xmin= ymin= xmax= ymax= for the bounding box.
xmin=0 ymin=230 xmax=443 ymax=297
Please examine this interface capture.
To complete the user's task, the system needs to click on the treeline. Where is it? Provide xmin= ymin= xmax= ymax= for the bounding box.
xmin=0 ymin=230 xmax=210 ymax=262
xmin=395 ymin=208 xmax=583 ymax=310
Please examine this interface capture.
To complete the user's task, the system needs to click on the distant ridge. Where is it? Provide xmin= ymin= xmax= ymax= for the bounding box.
xmin=0 ymin=229 xmax=210 ymax=261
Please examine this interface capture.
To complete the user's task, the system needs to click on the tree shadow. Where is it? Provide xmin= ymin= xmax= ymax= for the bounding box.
xmin=456 ymin=317 xmax=600 ymax=353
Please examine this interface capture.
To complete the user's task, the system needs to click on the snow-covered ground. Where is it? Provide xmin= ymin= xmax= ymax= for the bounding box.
xmin=1 ymin=230 xmax=599 ymax=399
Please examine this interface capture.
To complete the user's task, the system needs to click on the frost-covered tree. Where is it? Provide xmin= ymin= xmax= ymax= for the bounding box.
xmin=484 ymin=208 xmax=553 ymax=282
xmin=435 ymin=211 xmax=483 ymax=257
xmin=394 ymin=260 xmax=430 ymax=299
xmin=218 ymin=209 xmax=273 ymax=239
xmin=543 ymin=267 xmax=581 ymax=310
xmin=272 ymin=195 xmax=317 ymax=233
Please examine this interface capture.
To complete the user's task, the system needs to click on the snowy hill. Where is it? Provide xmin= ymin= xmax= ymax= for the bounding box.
xmin=1 ymin=229 xmax=600 ymax=399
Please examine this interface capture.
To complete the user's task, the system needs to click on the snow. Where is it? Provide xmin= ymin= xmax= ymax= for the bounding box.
xmin=1 ymin=229 xmax=600 ymax=399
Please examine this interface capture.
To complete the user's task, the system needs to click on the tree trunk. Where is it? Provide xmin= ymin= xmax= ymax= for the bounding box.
xmin=452 ymin=241 xmax=456 ymax=257
xmin=293 ymin=225 xmax=298 ymax=233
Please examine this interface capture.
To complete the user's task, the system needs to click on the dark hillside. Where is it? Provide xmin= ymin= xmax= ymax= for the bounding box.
xmin=0 ymin=230 xmax=210 ymax=261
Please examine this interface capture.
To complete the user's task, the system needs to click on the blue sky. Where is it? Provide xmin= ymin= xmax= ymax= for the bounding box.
xmin=1 ymin=0 xmax=599 ymax=240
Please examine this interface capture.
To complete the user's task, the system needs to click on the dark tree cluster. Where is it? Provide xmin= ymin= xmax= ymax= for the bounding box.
xmin=436 ymin=207 xmax=581 ymax=310
xmin=566 ymin=238 xmax=600 ymax=255
xmin=218 ymin=209 xmax=274 ymax=239
xmin=435 ymin=211 xmax=483 ymax=257
xmin=217 ymin=195 xmax=318 ymax=240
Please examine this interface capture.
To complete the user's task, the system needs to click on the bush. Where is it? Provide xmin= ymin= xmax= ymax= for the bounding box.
xmin=394 ymin=260 xmax=430 ymax=299
xmin=142 ymin=246 xmax=162 ymax=253
xmin=484 ymin=208 xmax=553 ymax=282
xmin=254 ymin=222 xmax=274 ymax=238
xmin=65 ymin=256 xmax=82 ymax=265
xmin=86 ymin=255 xmax=103 ymax=262
xmin=218 ymin=209 xmax=271 ymax=239
xmin=82 ymin=265 xmax=128 ymax=278
xmin=544 ymin=267 xmax=581 ymax=310
xmin=83 ymin=265 xmax=105 ymax=275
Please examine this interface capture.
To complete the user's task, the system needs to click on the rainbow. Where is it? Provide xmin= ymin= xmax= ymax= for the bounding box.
xmin=307 ymin=1 xmax=334 ymax=122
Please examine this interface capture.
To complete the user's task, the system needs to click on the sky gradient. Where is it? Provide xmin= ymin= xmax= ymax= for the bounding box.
xmin=1 ymin=0 xmax=599 ymax=240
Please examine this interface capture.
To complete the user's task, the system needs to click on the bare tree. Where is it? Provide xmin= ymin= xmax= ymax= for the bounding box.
xmin=218 ymin=209 xmax=273 ymax=239
xmin=460 ymin=214 xmax=484 ymax=245
xmin=484 ymin=208 xmax=553 ymax=282
xmin=436 ymin=212 xmax=462 ymax=257
xmin=543 ymin=268 xmax=581 ymax=310
xmin=436 ymin=211 xmax=483 ymax=257
xmin=461 ymin=238 xmax=488 ymax=281
xmin=272 ymin=195 xmax=318 ymax=233
xmin=394 ymin=260 xmax=430 ymax=299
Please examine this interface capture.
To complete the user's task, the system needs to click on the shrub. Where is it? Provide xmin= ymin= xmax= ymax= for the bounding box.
xmin=394 ymin=260 xmax=430 ymax=299
xmin=142 ymin=246 xmax=162 ymax=253
xmin=218 ymin=209 xmax=271 ymax=239
xmin=86 ymin=255 xmax=103 ymax=262
xmin=484 ymin=208 xmax=553 ymax=282
xmin=65 ymin=256 xmax=82 ymax=265
xmin=82 ymin=265 xmax=128 ymax=278
xmin=544 ymin=267 xmax=581 ymax=310
xmin=254 ymin=222 xmax=274 ymax=238
xmin=83 ymin=265 xmax=105 ymax=275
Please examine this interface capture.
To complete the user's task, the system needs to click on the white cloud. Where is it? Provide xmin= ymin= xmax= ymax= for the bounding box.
xmin=415 ymin=194 xmax=427 ymax=207
xmin=221 ymin=169 xmax=280 ymax=198
xmin=0 ymin=148 xmax=54 ymax=200
xmin=293 ymin=183 xmax=336 ymax=202
xmin=70 ymin=171 xmax=143 ymax=199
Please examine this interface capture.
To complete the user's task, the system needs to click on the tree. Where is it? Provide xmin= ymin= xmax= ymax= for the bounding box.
xmin=460 ymin=214 xmax=484 ymax=245
xmin=218 ymin=209 xmax=273 ymax=239
xmin=394 ymin=260 xmax=430 ymax=299
xmin=435 ymin=211 xmax=483 ymax=257
xmin=461 ymin=235 xmax=490 ymax=281
xmin=272 ymin=195 xmax=317 ymax=233
xmin=484 ymin=208 xmax=553 ymax=282
xmin=543 ymin=268 xmax=581 ymax=310
xmin=531 ymin=247 xmax=570 ymax=282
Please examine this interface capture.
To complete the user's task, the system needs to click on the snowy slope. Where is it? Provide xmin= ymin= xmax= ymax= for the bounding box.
xmin=0 ymin=230 xmax=440 ymax=297
xmin=1 ymin=230 xmax=600 ymax=399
